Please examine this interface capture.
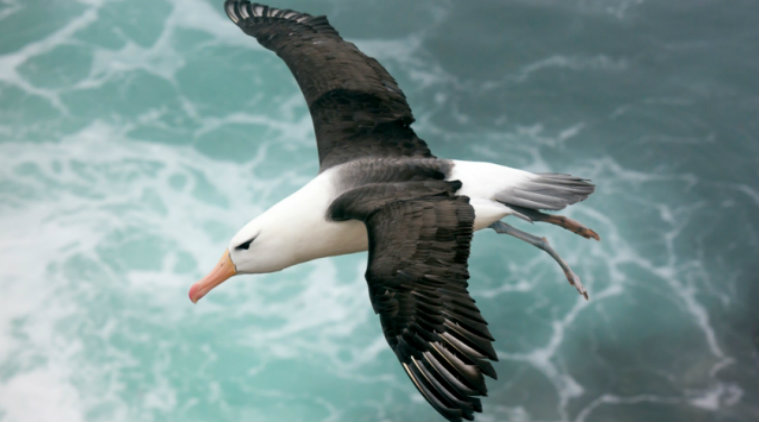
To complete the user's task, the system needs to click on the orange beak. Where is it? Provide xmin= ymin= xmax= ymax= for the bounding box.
xmin=189 ymin=250 xmax=237 ymax=303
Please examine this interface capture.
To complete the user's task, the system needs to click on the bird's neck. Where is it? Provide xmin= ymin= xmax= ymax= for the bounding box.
xmin=252 ymin=168 xmax=369 ymax=271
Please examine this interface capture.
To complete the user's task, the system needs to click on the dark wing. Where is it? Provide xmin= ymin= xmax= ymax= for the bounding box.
xmin=331 ymin=183 xmax=498 ymax=422
xmin=224 ymin=1 xmax=434 ymax=171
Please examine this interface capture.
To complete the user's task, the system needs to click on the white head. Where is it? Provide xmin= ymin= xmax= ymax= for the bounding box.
xmin=188 ymin=213 xmax=300 ymax=303
xmin=187 ymin=168 xmax=366 ymax=304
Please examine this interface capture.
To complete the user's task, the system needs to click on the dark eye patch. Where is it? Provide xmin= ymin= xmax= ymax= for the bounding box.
xmin=234 ymin=236 xmax=256 ymax=251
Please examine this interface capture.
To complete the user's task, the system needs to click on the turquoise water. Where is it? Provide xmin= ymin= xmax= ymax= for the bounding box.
xmin=1 ymin=0 xmax=757 ymax=420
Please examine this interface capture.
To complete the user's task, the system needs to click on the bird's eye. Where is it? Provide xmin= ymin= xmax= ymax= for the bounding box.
xmin=235 ymin=236 xmax=256 ymax=250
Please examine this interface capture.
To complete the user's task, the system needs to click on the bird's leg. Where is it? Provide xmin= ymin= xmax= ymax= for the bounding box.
xmin=489 ymin=221 xmax=589 ymax=300
xmin=533 ymin=213 xmax=600 ymax=240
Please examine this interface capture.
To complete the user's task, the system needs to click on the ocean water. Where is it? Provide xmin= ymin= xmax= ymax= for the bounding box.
xmin=0 ymin=0 xmax=757 ymax=420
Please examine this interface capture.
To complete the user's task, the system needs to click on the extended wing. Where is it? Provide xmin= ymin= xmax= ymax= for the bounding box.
xmin=224 ymin=1 xmax=434 ymax=170
xmin=331 ymin=182 xmax=498 ymax=422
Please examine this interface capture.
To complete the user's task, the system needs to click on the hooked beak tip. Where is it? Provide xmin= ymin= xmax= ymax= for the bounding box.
xmin=189 ymin=249 xmax=236 ymax=304
xmin=188 ymin=284 xmax=201 ymax=303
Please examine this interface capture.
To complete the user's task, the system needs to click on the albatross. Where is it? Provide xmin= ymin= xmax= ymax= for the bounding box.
xmin=189 ymin=1 xmax=600 ymax=420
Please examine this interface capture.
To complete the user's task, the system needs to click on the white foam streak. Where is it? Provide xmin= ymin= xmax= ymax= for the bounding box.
xmin=0 ymin=0 xmax=21 ymax=21
xmin=497 ymin=297 xmax=592 ymax=420
xmin=0 ymin=118 xmax=289 ymax=420
xmin=513 ymin=0 xmax=645 ymax=19
xmin=0 ymin=367 xmax=84 ymax=421
xmin=0 ymin=0 xmax=753 ymax=420
xmin=83 ymin=0 xmax=226 ymax=90
xmin=231 ymin=258 xmax=385 ymax=376
xmin=517 ymin=54 xmax=627 ymax=81
xmin=576 ymin=393 xmax=680 ymax=421
xmin=0 ymin=5 xmax=100 ymax=113
xmin=479 ymin=152 xmax=746 ymax=420
xmin=355 ymin=27 xmax=455 ymax=91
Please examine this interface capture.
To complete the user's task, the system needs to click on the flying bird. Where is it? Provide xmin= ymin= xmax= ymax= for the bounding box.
xmin=189 ymin=1 xmax=600 ymax=420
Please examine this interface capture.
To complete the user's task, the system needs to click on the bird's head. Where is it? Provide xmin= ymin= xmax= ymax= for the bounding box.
xmin=188 ymin=216 xmax=288 ymax=303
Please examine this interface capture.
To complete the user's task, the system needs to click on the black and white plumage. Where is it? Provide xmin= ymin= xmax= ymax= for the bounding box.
xmin=189 ymin=2 xmax=600 ymax=421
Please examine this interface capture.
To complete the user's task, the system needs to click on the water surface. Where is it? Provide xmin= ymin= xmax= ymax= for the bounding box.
xmin=0 ymin=0 xmax=757 ymax=421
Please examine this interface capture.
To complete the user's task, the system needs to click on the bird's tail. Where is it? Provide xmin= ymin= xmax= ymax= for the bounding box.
xmin=495 ymin=173 xmax=599 ymax=240
xmin=494 ymin=173 xmax=595 ymax=211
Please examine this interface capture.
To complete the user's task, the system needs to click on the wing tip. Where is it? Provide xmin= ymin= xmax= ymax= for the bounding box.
xmin=225 ymin=1 xmax=275 ymax=25
xmin=224 ymin=1 xmax=338 ymax=36
xmin=224 ymin=0 xmax=245 ymax=24
xmin=403 ymin=360 xmax=481 ymax=422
